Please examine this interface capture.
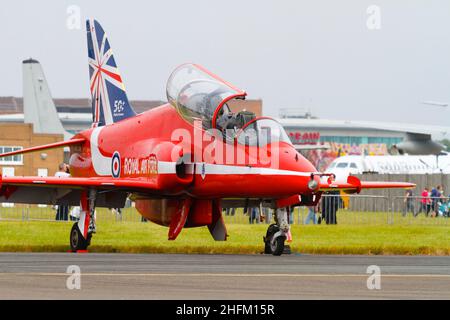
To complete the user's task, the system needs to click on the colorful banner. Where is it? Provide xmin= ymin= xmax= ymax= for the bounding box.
xmin=304 ymin=143 xmax=389 ymax=171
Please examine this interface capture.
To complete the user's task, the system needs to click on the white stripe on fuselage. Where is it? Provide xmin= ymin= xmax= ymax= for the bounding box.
xmin=195 ymin=163 xmax=312 ymax=177
xmin=158 ymin=162 xmax=312 ymax=177
xmin=91 ymin=127 xmax=112 ymax=176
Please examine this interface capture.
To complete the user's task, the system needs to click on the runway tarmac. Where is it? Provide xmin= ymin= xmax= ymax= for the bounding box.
xmin=0 ymin=253 xmax=449 ymax=299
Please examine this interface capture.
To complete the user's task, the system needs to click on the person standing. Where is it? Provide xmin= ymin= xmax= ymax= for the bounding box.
xmin=304 ymin=205 xmax=317 ymax=224
xmin=55 ymin=163 xmax=70 ymax=178
xmin=416 ymin=187 xmax=430 ymax=217
xmin=262 ymin=207 xmax=272 ymax=224
xmin=288 ymin=206 xmax=294 ymax=224
xmin=417 ymin=187 xmax=432 ymax=217
xmin=55 ymin=163 xmax=70 ymax=221
xmin=225 ymin=208 xmax=236 ymax=216
xmin=321 ymin=191 xmax=341 ymax=225
xmin=425 ymin=187 xmax=432 ymax=216
xmin=249 ymin=207 xmax=259 ymax=224
xmin=402 ymin=189 xmax=415 ymax=217
xmin=430 ymin=185 xmax=442 ymax=217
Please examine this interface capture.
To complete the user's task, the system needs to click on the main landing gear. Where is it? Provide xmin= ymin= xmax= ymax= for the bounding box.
xmin=70 ymin=189 xmax=97 ymax=252
xmin=263 ymin=207 xmax=290 ymax=256
xmin=70 ymin=223 xmax=92 ymax=251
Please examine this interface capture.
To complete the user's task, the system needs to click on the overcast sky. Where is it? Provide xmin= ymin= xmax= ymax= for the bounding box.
xmin=1 ymin=0 xmax=449 ymax=127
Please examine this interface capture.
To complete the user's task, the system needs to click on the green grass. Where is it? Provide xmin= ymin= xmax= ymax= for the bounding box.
xmin=0 ymin=220 xmax=449 ymax=255
xmin=2 ymin=205 xmax=447 ymax=227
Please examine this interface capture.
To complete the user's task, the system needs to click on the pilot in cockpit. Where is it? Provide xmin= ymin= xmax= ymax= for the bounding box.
xmin=216 ymin=106 xmax=256 ymax=140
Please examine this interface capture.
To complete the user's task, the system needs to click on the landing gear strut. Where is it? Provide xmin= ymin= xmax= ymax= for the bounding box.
xmin=70 ymin=189 xmax=97 ymax=252
xmin=263 ymin=207 xmax=290 ymax=256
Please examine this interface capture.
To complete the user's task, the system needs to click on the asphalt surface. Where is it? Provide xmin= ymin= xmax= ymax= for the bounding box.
xmin=0 ymin=253 xmax=449 ymax=299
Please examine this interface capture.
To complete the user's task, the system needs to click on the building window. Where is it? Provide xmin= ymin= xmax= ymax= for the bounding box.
xmin=0 ymin=146 xmax=23 ymax=165
xmin=320 ymin=136 xmax=403 ymax=147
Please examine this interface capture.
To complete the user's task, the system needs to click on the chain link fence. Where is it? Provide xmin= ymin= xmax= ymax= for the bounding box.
xmin=0 ymin=204 xmax=143 ymax=223
xmin=223 ymin=194 xmax=450 ymax=226
xmin=391 ymin=196 xmax=450 ymax=226
xmin=0 ymin=194 xmax=449 ymax=226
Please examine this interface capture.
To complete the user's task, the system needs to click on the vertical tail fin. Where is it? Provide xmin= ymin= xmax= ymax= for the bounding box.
xmin=86 ymin=19 xmax=136 ymax=127
xmin=22 ymin=59 xmax=72 ymax=140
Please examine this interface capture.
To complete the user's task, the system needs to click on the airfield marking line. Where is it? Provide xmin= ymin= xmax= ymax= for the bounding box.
xmin=0 ymin=273 xmax=449 ymax=278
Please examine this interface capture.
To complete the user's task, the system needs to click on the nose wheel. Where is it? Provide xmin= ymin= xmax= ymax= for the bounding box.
xmin=264 ymin=224 xmax=286 ymax=255
xmin=270 ymin=235 xmax=287 ymax=256
xmin=263 ymin=207 xmax=290 ymax=256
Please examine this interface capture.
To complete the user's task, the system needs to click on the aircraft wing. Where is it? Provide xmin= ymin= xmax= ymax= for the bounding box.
xmin=0 ymin=138 xmax=85 ymax=158
xmin=318 ymin=176 xmax=415 ymax=193
xmin=0 ymin=176 xmax=160 ymax=208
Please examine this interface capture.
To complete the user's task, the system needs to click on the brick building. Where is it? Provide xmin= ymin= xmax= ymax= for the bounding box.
xmin=0 ymin=123 xmax=64 ymax=177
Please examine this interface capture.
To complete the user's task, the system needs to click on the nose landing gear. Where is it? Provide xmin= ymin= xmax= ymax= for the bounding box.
xmin=264 ymin=224 xmax=286 ymax=255
xmin=263 ymin=207 xmax=290 ymax=256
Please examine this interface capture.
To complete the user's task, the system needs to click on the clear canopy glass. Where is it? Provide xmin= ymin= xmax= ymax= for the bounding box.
xmin=236 ymin=118 xmax=293 ymax=147
xmin=166 ymin=63 xmax=246 ymax=129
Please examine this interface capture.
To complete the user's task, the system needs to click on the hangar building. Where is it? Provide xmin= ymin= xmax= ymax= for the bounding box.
xmin=278 ymin=116 xmax=450 ymax=171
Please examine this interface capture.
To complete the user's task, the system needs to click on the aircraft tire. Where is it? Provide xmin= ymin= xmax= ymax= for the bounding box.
xmin=70 ymin=223 xmax=91 ymax=251
xmin=264 ymin=224 xmax=279 ymax=254
xmin=270 ymin=236 xmax=286 ymax=256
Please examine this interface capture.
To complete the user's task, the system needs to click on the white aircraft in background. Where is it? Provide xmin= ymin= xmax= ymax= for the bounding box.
xmin=326 ymin=154 xmax=450 ymax=181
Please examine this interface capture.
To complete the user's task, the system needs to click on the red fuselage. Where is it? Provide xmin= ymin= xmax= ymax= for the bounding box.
xmin=68 ymin=104 xmax=318 ymax=226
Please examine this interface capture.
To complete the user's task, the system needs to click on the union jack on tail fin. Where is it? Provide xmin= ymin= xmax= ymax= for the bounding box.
xmin=86 ymin=19 xmax=136 ymax=127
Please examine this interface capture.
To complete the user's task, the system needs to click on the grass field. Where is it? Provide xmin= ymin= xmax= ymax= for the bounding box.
xmin=0 ymin=220 xmax=449 ymax=255
xmin=1 ymin=205 xmax=449 ymax=226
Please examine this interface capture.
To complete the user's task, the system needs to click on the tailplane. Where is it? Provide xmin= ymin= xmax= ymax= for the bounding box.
xmin=86 ymin=19 xmax=136 ymax=127
xmin=22 ymin=59 xmax=72 ymax=140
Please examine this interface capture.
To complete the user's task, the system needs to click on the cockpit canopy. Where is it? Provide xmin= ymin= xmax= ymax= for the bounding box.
xmin=166 ymin=63 xmax=246 ymax=130
xmin=166 ymin=64 xmax=292 ymax=147
xmin=236 ymin=117 xmax=293 ymax=147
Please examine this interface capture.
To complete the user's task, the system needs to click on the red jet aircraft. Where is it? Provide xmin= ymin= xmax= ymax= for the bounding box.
xmin=0 ymin=19 xmax=414 ymax=255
